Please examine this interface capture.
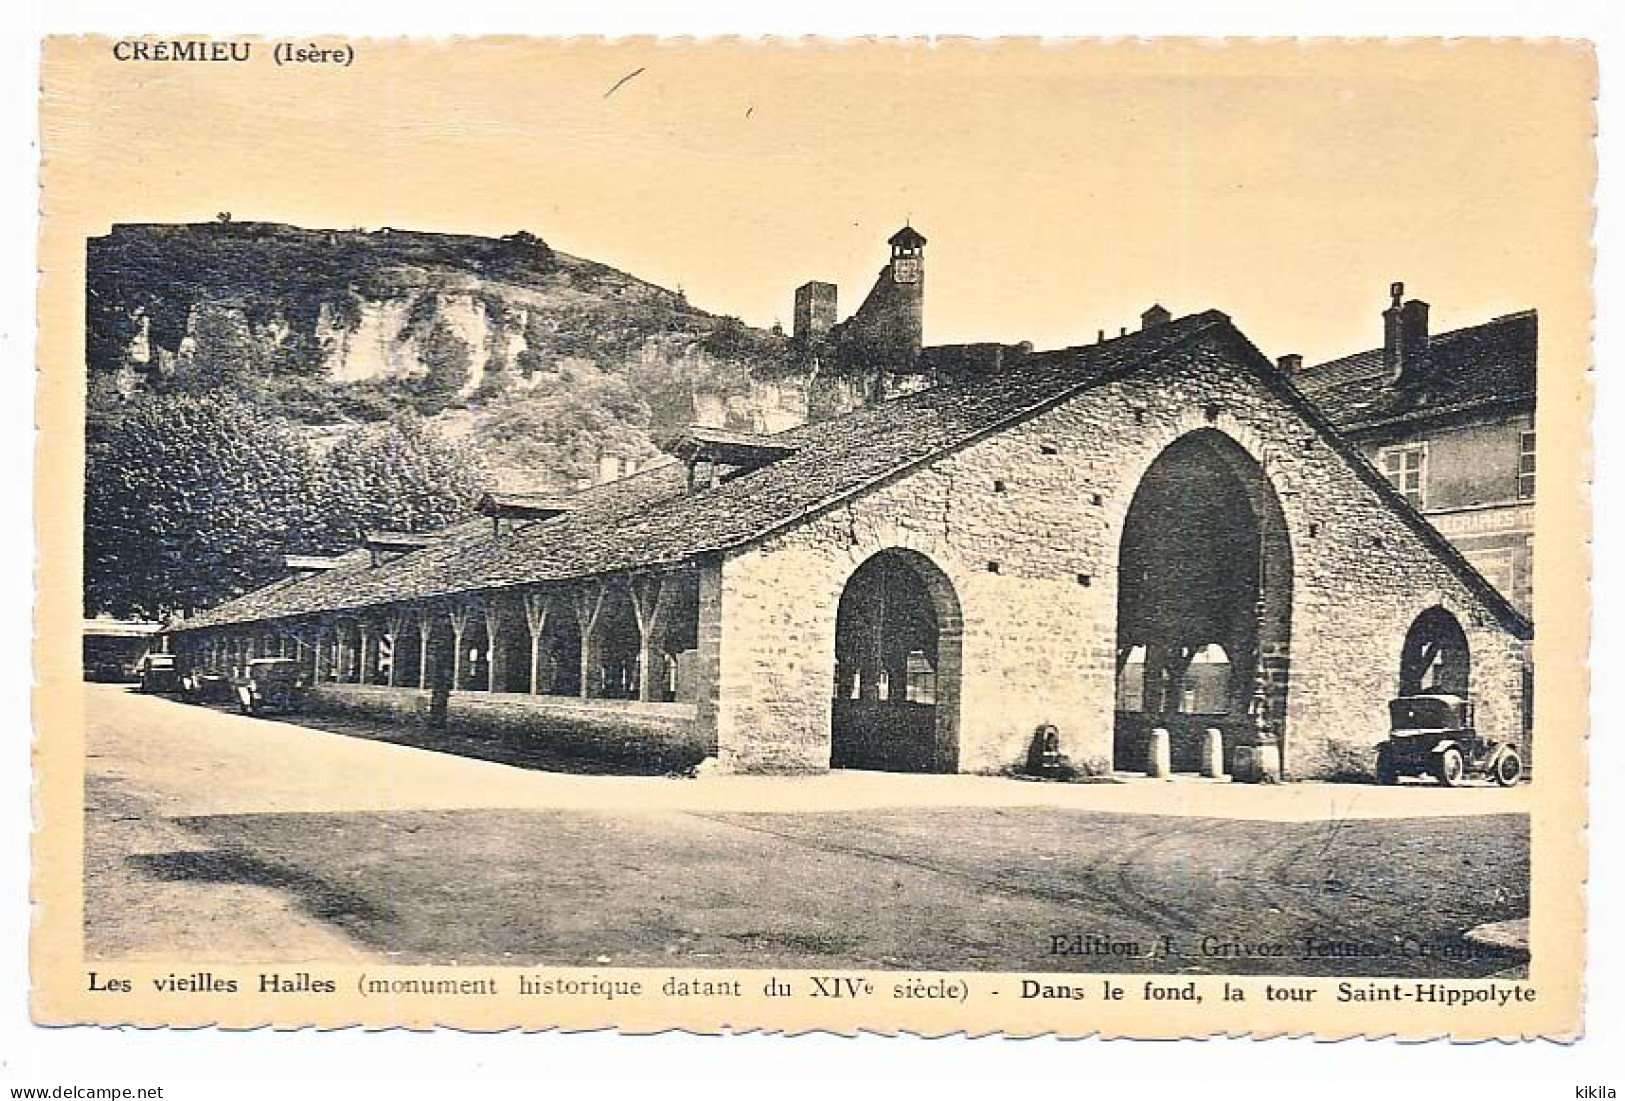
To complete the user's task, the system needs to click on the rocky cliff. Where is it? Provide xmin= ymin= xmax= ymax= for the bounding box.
xmin=87 ymin=220 xmax=828 ymax=489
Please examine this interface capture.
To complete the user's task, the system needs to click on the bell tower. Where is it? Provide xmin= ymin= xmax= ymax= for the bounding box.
xmin=835 ymin=223 xmax=926 ymax=368
xmin=888 ymin=225 xmax=926 ymax=286
xmin=812 ymin=224 xmax=929 ymax=415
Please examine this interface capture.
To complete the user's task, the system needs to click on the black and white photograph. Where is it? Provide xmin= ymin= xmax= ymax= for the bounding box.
xmin=32 ymin=34 xmax=1593 ymax=1041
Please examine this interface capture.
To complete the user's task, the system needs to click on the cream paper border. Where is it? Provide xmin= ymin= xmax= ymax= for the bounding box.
xmin=31 ymin=36 xmax=1596 ymax=1039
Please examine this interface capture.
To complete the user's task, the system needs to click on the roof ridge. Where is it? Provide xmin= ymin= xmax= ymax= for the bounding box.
xmin=1302 ymin=308 xmax=1536 ymax=374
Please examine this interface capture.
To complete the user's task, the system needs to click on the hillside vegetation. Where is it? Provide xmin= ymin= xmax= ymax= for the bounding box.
xmin=83 ymin=219 xmax=826 ymax=617
xmin=87 ymin=219 xmax=798 ymax=490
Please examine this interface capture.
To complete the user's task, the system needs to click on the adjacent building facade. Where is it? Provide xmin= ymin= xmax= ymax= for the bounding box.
xmin=1290 ymin=284 xmax=1537 ymax=618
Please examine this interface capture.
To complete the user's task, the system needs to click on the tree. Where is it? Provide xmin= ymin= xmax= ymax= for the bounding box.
xmin=84 ymin=392 xmax=327 ymax=619
xmin=476 ymin=365 xmax=658 ymax=489
xmin=409 ymin=318 xmax=472 ymax=414
xmin=316 ymin=415 xmax=490 ymax=544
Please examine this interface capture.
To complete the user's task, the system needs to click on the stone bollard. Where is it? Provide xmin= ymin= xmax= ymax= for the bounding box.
xmin=1200 ymin=727 xmax=1226 ymax=779
xmin=1146 ymin=727 xmax=1172 ymax=779
xmin=1233 ymin=741 xmax=1282 ymax=784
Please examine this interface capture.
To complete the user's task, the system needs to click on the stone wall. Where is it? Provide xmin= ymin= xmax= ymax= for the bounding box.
xmin=305 ymin=683 xmax=708 ymax=769
xmin=714 ymin=338 xmax=1528 ymax=778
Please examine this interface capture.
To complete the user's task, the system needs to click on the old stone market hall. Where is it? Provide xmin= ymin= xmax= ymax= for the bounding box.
xmin=167 ymin=298 xmax=1531 ymax=781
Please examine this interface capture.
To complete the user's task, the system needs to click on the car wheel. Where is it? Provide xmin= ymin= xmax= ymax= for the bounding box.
xmin=1375 ymin=747 xmax=1399 ymax=786
xmin=1493 ymin=748 xmax=1524 ymax=788
xmin=1434 ymin=746 xmax=1466 ymax=788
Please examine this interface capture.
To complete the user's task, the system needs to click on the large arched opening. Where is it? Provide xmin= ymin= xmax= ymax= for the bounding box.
xmin=1114 ymin=428 xmax=1294 ymax=773
xmin=1399 ymin=606 xmax=1471 ymax=697
xmin=831 ymin=549 xmax=964 ymax=773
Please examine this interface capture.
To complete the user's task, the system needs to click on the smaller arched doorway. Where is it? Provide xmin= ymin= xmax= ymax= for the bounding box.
xmin=831 ymin=549 xmax=963 ymax=773
xmin=1399 ymin=606 xmax=1471 ymax=697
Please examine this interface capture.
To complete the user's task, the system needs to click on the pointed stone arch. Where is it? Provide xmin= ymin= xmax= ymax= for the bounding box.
xmin=1112 ymin=426 xmax=1295 ymax=774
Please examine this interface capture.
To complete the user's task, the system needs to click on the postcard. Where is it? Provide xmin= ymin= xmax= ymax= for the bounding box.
xmin=34 ymin=36 xmax=1595 ymax=1038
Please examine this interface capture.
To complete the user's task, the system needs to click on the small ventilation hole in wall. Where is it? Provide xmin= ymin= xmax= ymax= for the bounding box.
xmin=1204 ymin=403 xmax=1222 ymax=423
xmin=993 ymin=479 xmax=1008 ymax=493
xmin=1308 ymin=522 xmax=1320 ymax=538
xmin=1040 ymin=442 xmax=1061 ymax=456
xmin=1077 ymin=573 xmax=1092 ymax=587
xmin=1091 ymin=492 xmax=1104 ymax=506
xmin=987 ymin=561 xmax=1002 ymax=574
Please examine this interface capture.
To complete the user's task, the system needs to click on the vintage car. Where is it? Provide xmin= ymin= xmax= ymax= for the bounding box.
xmin=181 ymin=670 xmax=233 ymax=704
xmin=231 ymin=657 xmax=307 ymax=716
xmin=1374 ymin=694 xmax=1523 ymax=788
xmin=137 ymin=652 xmax=179 ymax=694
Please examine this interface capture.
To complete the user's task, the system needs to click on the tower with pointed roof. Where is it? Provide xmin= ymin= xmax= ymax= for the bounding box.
xmin=828 ymin=223 xmax=926 ymax=378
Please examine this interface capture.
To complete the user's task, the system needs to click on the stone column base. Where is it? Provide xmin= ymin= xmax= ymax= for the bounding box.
xmin=1233 ymin=742 xmax=1281 ymax=784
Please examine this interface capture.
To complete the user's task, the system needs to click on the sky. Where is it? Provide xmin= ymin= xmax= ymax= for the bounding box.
xmin=42 ymin=37 xmax=1594 ymax=366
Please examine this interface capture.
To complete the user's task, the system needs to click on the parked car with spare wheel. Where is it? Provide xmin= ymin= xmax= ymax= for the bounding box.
xmin=1374 ymin=694 xmax=1522 ymax=787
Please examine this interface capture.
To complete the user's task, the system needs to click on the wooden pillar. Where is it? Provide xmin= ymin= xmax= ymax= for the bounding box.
xmin=418 ymin=608 xmax=432 ymax=690
xmin=386 ymin=611 xmax=406 ymax=688
xmin=860 ymin=602 xmax=883 ymax=703
xmin=449 ymin=603 xmax=472 ymax=691
xmin=523 ymin=591 xmax=549 ymax=694
xmin=484 ymin=600 xmax=504 ymax=693
xmin=1143 ymin=642 xmax=1168 ymax=714
xmin=572 ymin=583 xmax=607 ymax=700
xmin=360 ymin=622 xmax=376 ymax=685
xmin=629 ymin=575 xmax=669 ymax=703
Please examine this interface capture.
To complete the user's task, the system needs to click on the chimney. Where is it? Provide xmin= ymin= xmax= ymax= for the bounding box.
xmin=1277 ymin=353 xmax=1303 ymax=373
xmin=1140 ymin=303 xmax=1171 ymax=331
xmin=1383 ymin=281 xmax=1431 ymax=385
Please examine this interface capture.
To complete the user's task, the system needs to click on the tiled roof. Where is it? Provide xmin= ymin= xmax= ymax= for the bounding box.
xmin=364 ymin=530 xmax=444 ymax=549
xmin=1294 ymin=311 xmax=1536 ymax=434
xmin=173 ymin=310 xmax=1529 ymax=638
xmin=478 ymin=491 xmax=579 ymax=518
xmin=673 ymin=425 xmax=800 ymax=466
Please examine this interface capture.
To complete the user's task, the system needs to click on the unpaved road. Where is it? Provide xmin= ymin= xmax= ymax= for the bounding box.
xmin=81 ymin=685 xmax=1529 ymax=976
